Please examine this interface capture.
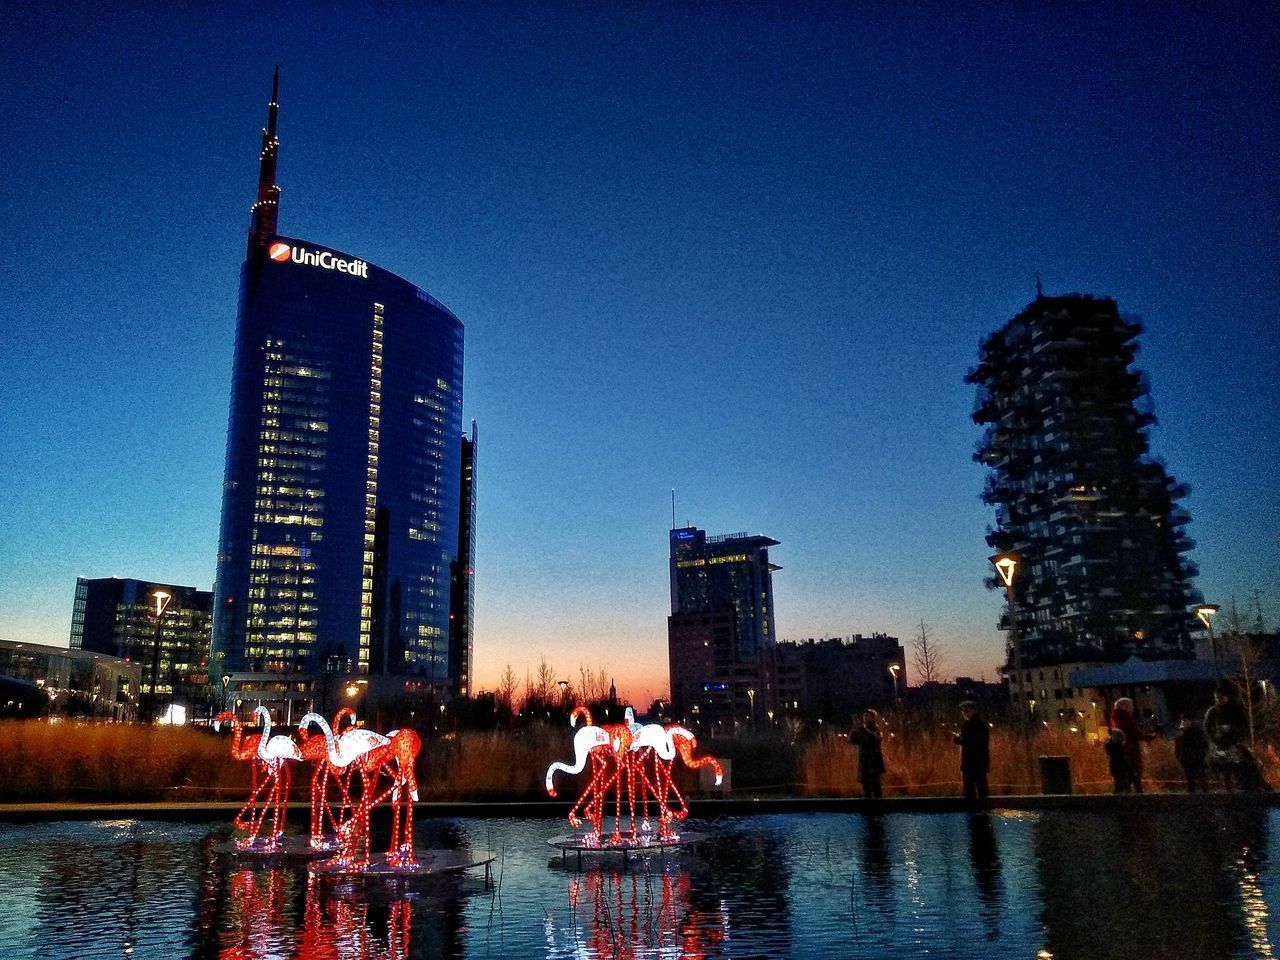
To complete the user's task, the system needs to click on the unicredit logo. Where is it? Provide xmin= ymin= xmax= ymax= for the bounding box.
xmin=268 ymin=241 xmax=369 ymax=279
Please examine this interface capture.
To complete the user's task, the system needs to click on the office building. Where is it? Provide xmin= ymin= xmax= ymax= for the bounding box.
xmin=449 ymin=421 xmax=477 ymax=698
xmin=668 ymin=526 xmax=780 ymax=722
xmin=967 ymin=294 xmax=1199 ymax=697
xmin=770 ymin=634 xmax=906 ymax=719
xmin=212 ymin=70 xmax=471 ymax=702
xmin=69 ymin=576 xmax=211 ymax=709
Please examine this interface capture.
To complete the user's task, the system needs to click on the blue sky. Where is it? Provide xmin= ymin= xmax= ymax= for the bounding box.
xmin=1 ymin=3 xmax=1277 ymax=704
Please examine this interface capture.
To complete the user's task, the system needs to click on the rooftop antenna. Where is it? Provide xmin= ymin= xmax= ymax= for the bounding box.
xmin=1033 ymin=272 xmax=1044 ymax=298
xmin=671 ymin=490 xmax=677 ymax=530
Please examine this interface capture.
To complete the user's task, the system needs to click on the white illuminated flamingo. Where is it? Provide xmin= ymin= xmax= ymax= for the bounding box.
xmin=299 ymin=712 xmax=401 ymax=869
xmin=545 ymin=723 xmax=612 ymax=796
xmin=298 ymin=706 xmax=360 ymax=849
xmin=227 ymin=707 xmax=302 ymax=849
xmin=547 ymin=707 xmax=641 ymax=843
xmin=298 ymin=711 xmax=390 ymax=769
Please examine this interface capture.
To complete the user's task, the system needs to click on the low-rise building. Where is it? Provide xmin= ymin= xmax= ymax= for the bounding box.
xmin=770 ymin=634 xmax=906 ymax=720
xmin=0 ymin=638 xmax=142 ymax=720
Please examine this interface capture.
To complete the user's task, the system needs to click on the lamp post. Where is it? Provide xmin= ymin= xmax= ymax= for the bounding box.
xmin=747 ymin=687 xmax=756 ymax=728
xmin=1196 ymin=603 xmax=1221 ymax=663
xmin=148 ymin=589 xmax=172 ymax=722
xmin=993 ymin=553 xmax=1034 ymax=786
xmin=887 ymin=663 xmax=901 ymax=706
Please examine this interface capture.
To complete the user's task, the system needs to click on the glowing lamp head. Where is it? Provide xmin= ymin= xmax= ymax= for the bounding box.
xmin=993 ymin=554 xmax=1017 ymax=588
xmin=1195 ymin=603 xmax=1220 ymax=630
xmin=152 ymin=590 xmax=172 ymax=617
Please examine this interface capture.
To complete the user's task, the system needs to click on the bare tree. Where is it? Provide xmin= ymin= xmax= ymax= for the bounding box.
xmin=534 ymin=657 xmax=558 ymax=704
xmin=1224 ymin=596 xmax=1268 ymax=749
xmin=496 ymin=663 xmax=518 ymax=711
xmin=577 ymin=664 xmax=611 ymax=703
xmin=911 ymin=619 xmax=946 ymax=686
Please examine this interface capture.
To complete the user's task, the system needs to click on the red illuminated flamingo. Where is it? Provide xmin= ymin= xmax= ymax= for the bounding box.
xmin=350 ymin=727 xmax=423 ymax=868
xmin=546 ymin=707 xmax=639 ymax=843
xmin=237 ymin=706 xmax=302 ymax=848
xmin=215 ymin=707 xmax=292 ymax=847
xmin=298 ymin=706 xmax=361 ymax=849
xmin=547 ymin=707 xmax=724 ymax=845
xmin=213 ymin=709 xmax=264 ymax=795
xmin=300 ymin=711 xmax=408 ymax=869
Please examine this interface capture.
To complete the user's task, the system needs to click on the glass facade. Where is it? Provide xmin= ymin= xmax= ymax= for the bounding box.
xmin=669 ymin=527 xmax=779 ymax=662
xmin=213 ymin=236 xmax=464 ymax=688
xmin=68 ymin=576 xmax=212 ymax=701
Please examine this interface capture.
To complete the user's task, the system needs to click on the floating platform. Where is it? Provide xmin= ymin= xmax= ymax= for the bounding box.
xmin=214 ymin=835 xmax=336 ymax=859
xmin=547 ymin=831 xmax=706 ymax=869
xmin=309 ymin=848 xmax=495 ymax=881
xmin=216 ymin=837 xmax=494 ymax=882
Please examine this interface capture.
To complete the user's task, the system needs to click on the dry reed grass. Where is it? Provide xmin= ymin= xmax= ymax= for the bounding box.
xmin=0 ymin=720 xmax=242 ymax=801
xmin=0 ymin=719 xmax=1268 ymax=802
xmin=801 ymin=726 xmax=1217 ymax=796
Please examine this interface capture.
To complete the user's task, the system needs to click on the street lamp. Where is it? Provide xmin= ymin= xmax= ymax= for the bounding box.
xmin=1196 ymin=603 xmax=1221 ymax=663
xmin=993 ymin=552 xmax=1034 ymax=784
xmin=992 ymin=554 xmax=1023 ymax=709
xmin=221 ymin=674 xmax=232 ymax=712
xmin=149 ymin=589 xmax=172 ymax=722
xmin=746 ymin=687 xmax=756 ymax=726
xmin=887 ymin=663 xmax=901 ymax=705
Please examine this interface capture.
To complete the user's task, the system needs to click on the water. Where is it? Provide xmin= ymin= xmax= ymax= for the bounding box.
xmin=0 ymin=809 xmax=1276 ymax=959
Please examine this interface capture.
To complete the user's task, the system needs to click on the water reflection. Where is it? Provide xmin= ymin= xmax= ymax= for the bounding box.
xmin=204 ymin=865 xmax=418 ymax=960
xmin=547 ymin=863 xmax=726 ymax=959
xmin=1034 ymin=806 xmax=1277 ymax=960
xmin=860 ymin=814 xmax=894 ymax=915
xmin=0 ymin=813 xmax=1278 ymax=959
xmin=967 ymin=813 xmax=1003 ymax=940
xmin=185 ymin=818 xmax=485 ymax=960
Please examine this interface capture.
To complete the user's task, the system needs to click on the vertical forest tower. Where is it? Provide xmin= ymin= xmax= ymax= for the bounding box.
xmin=968 ymin=295 xmax=1198 ymax=670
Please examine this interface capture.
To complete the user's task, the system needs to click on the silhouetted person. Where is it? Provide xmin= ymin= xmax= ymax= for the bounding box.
xmin=851 ymin=709 xmax=885 ymax=799
xmin=1104 ymin=727 xmax=1131 ymax=793
xmin=1205 ymin=683 xmax=1267 ymax=791
xmin=1173 ymin=714 xmax=1209 ymax=792
xmin=859 ymin=811 xmax=893 ymax=903
xmin=967 ymin=813 xmax=1003 ymax=939
xmin=1109 ymin=697 xmax=1148 ymax=793
xmin=953 ymin=701 xmax=990 ymax=802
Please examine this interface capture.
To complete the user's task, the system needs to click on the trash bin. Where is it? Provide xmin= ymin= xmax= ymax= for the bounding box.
xmin=1039 ymin=755 xmax=1073 ymax=795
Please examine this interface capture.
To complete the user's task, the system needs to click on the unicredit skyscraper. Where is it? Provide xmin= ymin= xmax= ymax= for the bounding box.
xmin=213 ymin=70 xmax=471 ymax=701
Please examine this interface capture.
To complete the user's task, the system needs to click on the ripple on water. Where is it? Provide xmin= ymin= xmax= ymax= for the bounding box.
xmin=0 ymin=809 xmax=1276 ymax=959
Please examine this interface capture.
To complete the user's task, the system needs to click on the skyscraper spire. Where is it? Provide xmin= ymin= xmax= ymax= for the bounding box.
xmin=247 ymin=65 xmax=282 ymax=257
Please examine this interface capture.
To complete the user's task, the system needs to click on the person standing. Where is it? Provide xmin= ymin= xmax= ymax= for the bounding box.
xmin=1109 ymin=697 xmax=1148 ymax=793
xmin=851 ymin=709 xmax=886 ymax=799
xmin=954 ymin=701 xmax=991 ymax=801
xmin=1104 ymin=727 xmax=1131 ymax=793
xmin=1204 ymin=683 xmax=1265 ymax=791
xmin=1173 ymin=714 xmax=1210 ymax=792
